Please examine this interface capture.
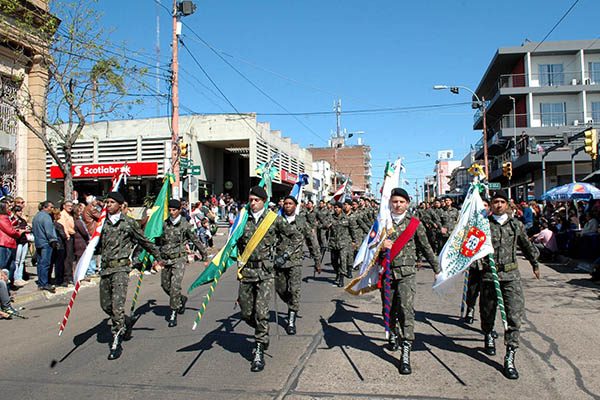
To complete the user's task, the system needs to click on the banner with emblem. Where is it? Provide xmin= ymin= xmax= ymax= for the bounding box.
xmin=433 ymin=183 xmax=493 ymax=295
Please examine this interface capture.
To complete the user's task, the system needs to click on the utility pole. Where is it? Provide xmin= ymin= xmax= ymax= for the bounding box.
xmin=333 ymin=99 xmax=341 ymax=188
xmin=171 ymin=0 xmax=180 ymax=199
xmin=156 ymin=0 xmax=161 ymax=116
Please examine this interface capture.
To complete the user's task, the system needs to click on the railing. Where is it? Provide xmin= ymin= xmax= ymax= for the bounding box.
xmin=497 ymin=71 xmax=600 ymax=89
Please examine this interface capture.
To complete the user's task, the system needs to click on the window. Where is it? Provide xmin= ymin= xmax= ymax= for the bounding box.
xmin=538 ymin=64 xmax=564 ymax=86
xmin=540 ymin=103 xmax=566 ymax=127
xmin=592 ymin=102 xmax=600 ymax=122
xmin=589 ymin=62 xmax=600 ymax=84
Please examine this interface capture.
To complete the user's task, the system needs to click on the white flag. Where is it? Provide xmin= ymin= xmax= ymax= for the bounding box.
xmin=432 ymin=184 xmax=493 ymax=295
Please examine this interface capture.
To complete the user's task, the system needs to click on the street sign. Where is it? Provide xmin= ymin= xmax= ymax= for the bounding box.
xmin=180 ymin=158 xmax=192 ymax=168
xmin=488 ymin=182 xmax=501 ymax=189
xmin=191 ymin=165 xmax=201 ymax=176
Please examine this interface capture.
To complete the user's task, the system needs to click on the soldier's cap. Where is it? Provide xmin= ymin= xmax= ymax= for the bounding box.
xmin=168 ymin=199 xmax=181 ymax=209
xmin=481 ymin=196 xmax=490 ymax=204
xmin=333 ymin=201 xmax=343 ymax=208
xmin=284 ymin=195 xmax=298 ymax=204
xmin=390 ymin=187 xmax=410 ymax=202
xmin=106 ymin=191 xmax=125 ymax=204
xmin=249 ymin=185 xmax=268 ymax=200
xmin=491 ymin=190 xmax=508 ymax=201
xmin=343 ymin=199 xmax=353 ymax=206
xmin=351 ymin=198 xmax=359 ymax=204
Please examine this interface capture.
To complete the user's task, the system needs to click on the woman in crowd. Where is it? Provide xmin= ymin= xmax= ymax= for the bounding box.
xmin=73 ymin=203 xmax=90 ymax=269
xmin=51 ymin=209 xmax=68 ymax=286
xmin=0 ymin=201 xmax=22 ymax=288
xmin=11 ymin=206 xmax=30 ymax=287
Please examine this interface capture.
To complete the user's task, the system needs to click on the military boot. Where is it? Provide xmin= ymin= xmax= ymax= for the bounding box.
xmin=484 ymin=333 xmax=496 ymax=356
xmin=123 ymin=315 xmax=134 ymax=341
xmin=178 ymin=295 xmax=188 ymax=315
xmin=464 ymin=307 xmax=474 ymax=324
xmin=286 ymin=310 xmax=297 ymax=335
xmin=337 ymin=274 xmax=344 ymax=288
xmin=168 ymin=309 xmax=178 ymax=327
xmin=250 ymin=342 xmax=265 ymax=372
xmin=388 ymin=332 xmax=399 ymax=352
xmin=399 ymin=341 xmax=412 ymax=375
xmin=346 ymin=269 xmax=353 ymax=279
xmin=503 ymin=345 xmax=519 ymax=379
xmin=108 ymin=332 xmax=123 ymax=360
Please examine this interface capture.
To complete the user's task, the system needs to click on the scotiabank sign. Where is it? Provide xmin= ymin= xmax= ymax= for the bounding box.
xmin=50 ymin=162 xmax=158 ymax=179
xmin=280 ymin=169 xmax=297 ymax=184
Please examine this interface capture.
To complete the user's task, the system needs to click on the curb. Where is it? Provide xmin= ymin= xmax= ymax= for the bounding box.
xmin=12 ymin=277 xmax=101 ymax=307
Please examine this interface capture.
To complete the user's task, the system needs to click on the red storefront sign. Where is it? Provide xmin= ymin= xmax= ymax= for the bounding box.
xmin=280 ymin=169 xmax=298 ymax=184
xmin=50 ymin=162 xmax=158 ymax=179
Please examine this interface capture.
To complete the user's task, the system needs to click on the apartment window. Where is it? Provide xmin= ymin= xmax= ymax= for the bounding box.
xmin=592 ymin=102 xmax=600 ymax=122
xmin=538 ymin=64 xmax=564 ymax=86
xmin=540 ymin=102 xmax=566 ymax=127
xmin=589 ymin=62 xmax=600 ymax=84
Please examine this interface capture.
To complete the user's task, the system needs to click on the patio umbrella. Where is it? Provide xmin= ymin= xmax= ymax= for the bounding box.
xmin=541 ymin=182 xmax=600 ymax=201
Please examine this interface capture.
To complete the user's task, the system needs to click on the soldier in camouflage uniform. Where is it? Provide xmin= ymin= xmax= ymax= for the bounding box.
xmin=426 ymin=199 xmax=443 ymax=254
xmin=99 ymin=192 xmax=163 ymax=360
xmin=353 ymin=199 xmax=371 ymax=236
xmin=237 ymin=186 xmax=295 ymax=372
xmin=157 ymin=199 xmax=208 ymax=327
xmin=381 ymin=188 xmax=440 ymax=375
xmin=439 ymin=197 xmax=459 ymax=250
xmin=329 ymin=201 xmax=358 ymax=287
xmin=300 ymin=200 xmax=319 ymax=259
xmin=275 ymin=196 xmax=321 ymax=335
xmin=315 ymin=200 xmax=331 ymax=254
xmin=479 ymin=190 xmax=540 ymax=380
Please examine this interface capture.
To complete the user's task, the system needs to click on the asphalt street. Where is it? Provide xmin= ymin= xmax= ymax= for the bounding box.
xmin=2 ymin=250 xmax=600 ymax=400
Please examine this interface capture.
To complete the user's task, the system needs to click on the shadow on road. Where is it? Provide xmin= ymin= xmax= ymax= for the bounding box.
xmin=58 ymin=318 xmax=112 ymax=363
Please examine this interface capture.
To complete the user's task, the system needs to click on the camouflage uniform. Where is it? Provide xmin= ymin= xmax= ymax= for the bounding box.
xmin=315 ymin=205 xmax=331 ymax=250
xmin=275 ymin=213 xmax=320 ymax=312
xmin=99 ymin=214 xmax=161 ymax=335
xmin=237 ymin=210 xmax=295 ymax=347
xmin=465 ymin=261 xmax=483 ymax=310
xmin=157 ymin=216 xmax=207 ymax=310
xmin=426 ymin=207 xmax=442 ymax=254
xmin=382 ymin=213 xmax=440 ymax=343
xmin=300 ymin=208 xmax=319 ymax=259
xmin=329 ymin=212 xmax=359 ymax=277
xmin=439 ymin=206 xmax=459 ymax=249
xmin=480 ymin=215 xmax=539 ymax=347
xmin=356 ymin=208 xmax=372 ymax=236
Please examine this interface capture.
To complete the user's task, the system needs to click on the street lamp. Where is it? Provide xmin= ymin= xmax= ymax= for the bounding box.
xmin=434 ymin=85 xmax=489 ymax=178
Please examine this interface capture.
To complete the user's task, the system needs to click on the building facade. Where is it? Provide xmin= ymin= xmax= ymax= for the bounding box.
xmin=309 ymin=144 xmax=372 ymax=195
xmin=474 ymin=39 xmax=599 ymax=199
xmin=47 ymin=114 xmax=314 ymax=206
xmin=434 ymin=160 xmax=460 ymax=197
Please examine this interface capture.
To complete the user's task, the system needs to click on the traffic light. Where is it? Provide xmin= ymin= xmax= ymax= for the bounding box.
xmin=502 ymin=162 xmax=513 ymax=179
xmin=180 ymin=142 xmax=189 ymax=158
xmin=450 ymin=86 xmax=459 ymax=94
xmin=584 ymin=129 xmax=598 ymax=159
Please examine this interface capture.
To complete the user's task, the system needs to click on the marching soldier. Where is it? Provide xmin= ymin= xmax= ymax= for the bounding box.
xmin=157 ymin=199 xmax=208 ymax=327
xmin=329 ymin=201 xmax=357 ymax=287
xmin=439 ymin=197 xmax=459 ymax=249
xmin=479 ymin=190 xmax=540 ymax=380
xmin=300 ymin=200 xmax=319 ymax=257
xmin=315 ymin=200 xmax=331 ymax=252
xmin=237 ymin=186 xmax=295 ymax=372
xmin=427 ymin=199 xmax=443 ymax=254
xmin=380 ymin=188 xmax=439 ymax=375
xmin=275 ymin=196 xmax=321 ymax=335
xmin=98 ymin=192 xmax=163 ymax=360
xmin=353 ymin=199 xmax=371 ymax=236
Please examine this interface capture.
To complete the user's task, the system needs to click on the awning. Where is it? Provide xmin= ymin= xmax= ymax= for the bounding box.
xmin=582 ymin=169 xmax=600 ymax=183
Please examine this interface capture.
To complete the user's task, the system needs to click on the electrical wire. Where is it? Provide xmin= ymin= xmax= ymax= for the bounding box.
xmin=531 ymin=0 xmax=580 ymax=54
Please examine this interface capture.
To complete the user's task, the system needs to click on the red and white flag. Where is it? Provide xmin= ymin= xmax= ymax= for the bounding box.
xmin=332 ymin=180 xmax=347 ymax=202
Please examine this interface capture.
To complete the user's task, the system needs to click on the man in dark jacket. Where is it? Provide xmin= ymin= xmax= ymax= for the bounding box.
xmin=32 ymin=201 xmax=58 ymax=292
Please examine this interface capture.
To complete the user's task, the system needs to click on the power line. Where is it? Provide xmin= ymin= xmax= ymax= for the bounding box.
xmin=531 ymin=0 xmax=580 ymax=53
xmin=256 ymin=102 xmax=470 ymax=116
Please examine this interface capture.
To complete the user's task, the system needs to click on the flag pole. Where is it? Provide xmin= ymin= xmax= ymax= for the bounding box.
xmin=488 ymin=254 xmax=508 ymax=331
xmin=460 ymin=268 xmax=469 ymax=317
xmin=192 ymin=265 xmax=224 ymax=330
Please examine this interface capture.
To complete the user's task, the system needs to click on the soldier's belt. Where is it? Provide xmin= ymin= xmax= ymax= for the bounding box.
xmin=107 ymin=258 xmax=130 ymax=268
xmin=499 ymin=262 xmax=518 ymax=272
xmin=161 ymin=252 xmax=186 ymax=260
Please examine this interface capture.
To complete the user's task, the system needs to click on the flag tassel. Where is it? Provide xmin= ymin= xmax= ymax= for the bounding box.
xmin=461 ymin=268 xmax=469 ymax=317
xmin=488 ymin=254 xmax=508 ymax=331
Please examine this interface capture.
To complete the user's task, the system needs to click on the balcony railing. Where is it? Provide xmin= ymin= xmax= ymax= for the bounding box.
xmin=496 ymin=71 xmax=600 ymax=89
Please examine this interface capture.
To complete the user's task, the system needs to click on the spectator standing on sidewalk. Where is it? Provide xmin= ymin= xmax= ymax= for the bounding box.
xmin=11 ymin=206 xmax=30 ymax=287
xmin=32 ymin=201 xmax=58 ymax=293
xmin=52 ymin=209 xmax=68 ymax=286
xmin=58 ymin=201 xmax=75 ymax=284
xmin=0 ymin=201 xmax=22 ymax=288
xmin=82 ymin=195 xmax=101 ymax=276
xmin=73 ymin=204 xmax=90 ymax=267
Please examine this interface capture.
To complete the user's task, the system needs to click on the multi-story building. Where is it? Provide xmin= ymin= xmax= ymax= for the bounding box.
xmin=312 ymin=160 xmax=332 ymax=201
xmin=47 ymin=114 xmax=313 ymax=206
xmin=0 ymin=1 xmax=55 ymax=216
xmin=434 ymin=159 xmax=460 ymax=197
xmin=309 ymin=141 xmax=372 ymax=195
xmin=473 ymin=39 xmax=599 ymax=199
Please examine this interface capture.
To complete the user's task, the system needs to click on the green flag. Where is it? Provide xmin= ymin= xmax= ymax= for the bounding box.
xmin=138 ymin=173 xmax=173 ymax=264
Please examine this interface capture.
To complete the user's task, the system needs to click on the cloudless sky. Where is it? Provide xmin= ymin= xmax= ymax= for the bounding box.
xmin=92 ymin=0 xmax=599 ymax=198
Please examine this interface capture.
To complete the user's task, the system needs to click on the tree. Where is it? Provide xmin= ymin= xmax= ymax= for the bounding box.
xmin=0 ymin=0 xmax=148 ymax=201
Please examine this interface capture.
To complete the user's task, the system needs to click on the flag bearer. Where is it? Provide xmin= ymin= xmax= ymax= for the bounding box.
xmin=237 ymin=186 xmax=295 ymax=372
xmin=157 ymin=199 xmax=207 ymax=327
xmin=275 ymin=196 xmax=321 ymax=335
xmin=380 ymin=188 xmax=439 ymax=375
xmin=99 ymin=192 xmax=163 ymax=360
xmin=479 ymin=190 xmax=540 ymax=380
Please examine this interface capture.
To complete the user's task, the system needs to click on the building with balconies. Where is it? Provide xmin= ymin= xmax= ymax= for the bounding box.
xmin=473 ymin=39 xmax=598 ymax=199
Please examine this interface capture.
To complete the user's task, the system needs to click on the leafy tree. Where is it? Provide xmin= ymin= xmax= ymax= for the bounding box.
xmin=0 ymin=0 xmax=148 ymax=200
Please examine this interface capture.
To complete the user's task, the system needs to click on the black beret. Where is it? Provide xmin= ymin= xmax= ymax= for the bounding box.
xmin=390 ymin=188 xmax=410 ymax=202
xmin=284 ymin=195 xmax=298 ymax=204
xmin=491 ymin=190 xmax=508 ymax=201
xmin=168 ymin=199 xmax=181 ymax=209
xmin=343 ymin=199 xmax=353 ymax=205
xmin=351 ymin=198 xmax=359 ymax=204
xmin=249 ymin=185 xmax=268 ymax=200
xmin=106 ymin=191 xmax=125 ymax=204
xmin=481 ymin=196 xmax=490 ymax=204
xmin=333 ymin=201 xmax=343 ymax=208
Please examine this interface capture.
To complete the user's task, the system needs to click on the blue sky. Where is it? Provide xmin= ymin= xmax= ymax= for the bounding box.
xmin=95 ymin=0 xmax=599 ymax=198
